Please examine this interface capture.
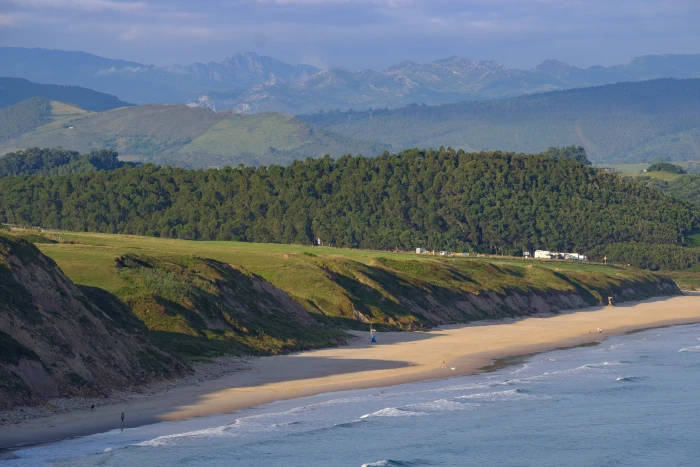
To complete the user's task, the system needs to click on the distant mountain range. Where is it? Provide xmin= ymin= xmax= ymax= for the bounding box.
xmin=3 ymin=77 xmax=700 ymax=165
xmin=299 ymin=78 xmax=700 ymax=163
xmin=0 ymin=48 xmax=319 ymax=105
xmin=2 ymin=48 xmax=700 ymax=114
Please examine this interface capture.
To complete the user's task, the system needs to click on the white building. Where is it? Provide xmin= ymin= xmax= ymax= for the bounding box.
xmin=416 ymin=248 xmax=427 ymax=254
xmin=534 ymin=250 xmax=553 ymax=259
xmin=439 ymin=251 xmax=450 ymax=256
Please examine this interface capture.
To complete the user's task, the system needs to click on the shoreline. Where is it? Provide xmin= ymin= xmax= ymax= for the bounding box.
xmin=3 ymin=293 xmax=700 ymax=451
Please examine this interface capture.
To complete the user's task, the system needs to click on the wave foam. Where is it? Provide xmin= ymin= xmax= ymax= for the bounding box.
xmin=679 ymin=345 xmax=700 ymax=352
xmin=137 ymin=425 xmax=232 ymax=447
xmin=456 ymin=388 xmax=543 ymax=402
xmin=360 ymin=407 xmax=429 ymax=419
xmin=615 ymin=376 xmax=644 ymax=382
xmin=406 ymin=398 xmax=480 ymax=413
xmin=361 ymin=460 xmax=424 ymax=467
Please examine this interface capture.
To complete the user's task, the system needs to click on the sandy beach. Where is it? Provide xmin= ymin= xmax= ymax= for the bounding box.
xmin=3 ymin=293 xmax=700 ymax=450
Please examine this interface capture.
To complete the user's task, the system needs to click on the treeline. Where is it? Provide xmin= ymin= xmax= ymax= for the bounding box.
xmin=0 ymin=147 xmax=126 ymax=178
xmin=0 ymin=148 xmax=696 ymax=254
xmin=588 ymin=242 xmax=700 ymax=271
xmin=542 ymin=146 xmax=590 ymax=165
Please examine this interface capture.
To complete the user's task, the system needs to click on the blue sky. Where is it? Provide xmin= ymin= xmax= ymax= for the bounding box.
xmin=0 ymin=0 xmax=699 ymax=69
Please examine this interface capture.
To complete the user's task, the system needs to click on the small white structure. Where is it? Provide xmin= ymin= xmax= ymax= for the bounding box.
xmin=439 ymin=251 xmax=450 ymax=256
xmin=535 ymin=250 xmax=587 ymax=261
xmin=416 ymin=248 xmax=427 ymax=254
xmin=534 ymin=250 xmax=553 ymax=259
xmin=523 ymin=251 xmax=531 ymax=258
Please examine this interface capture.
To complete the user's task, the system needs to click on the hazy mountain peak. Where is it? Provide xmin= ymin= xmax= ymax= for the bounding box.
xmin=535 ymin=59 xmax=573 ymax=75
xmin=384 ymin=60 xmax=420 ymax=72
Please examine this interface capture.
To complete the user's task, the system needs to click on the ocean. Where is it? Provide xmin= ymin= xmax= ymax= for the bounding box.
xmin=5 ymin=323 xmax=700 ymax=467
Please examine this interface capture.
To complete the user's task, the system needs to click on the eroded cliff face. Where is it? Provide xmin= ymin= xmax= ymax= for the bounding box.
xmin=313 ymin=257 xmax=682 ymax=330
xmin=393 ymin=280 xmax=681 ymax=328
xmin=0 ymin=236 xmax=187 ymax=409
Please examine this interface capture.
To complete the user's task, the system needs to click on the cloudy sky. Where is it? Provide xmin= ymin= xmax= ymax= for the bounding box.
xmin=0 ymin=0 xmax=699 ymax=70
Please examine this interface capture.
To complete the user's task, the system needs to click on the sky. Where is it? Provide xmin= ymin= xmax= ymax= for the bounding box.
xmin=0 ymin=0 xmax=699 ymax=70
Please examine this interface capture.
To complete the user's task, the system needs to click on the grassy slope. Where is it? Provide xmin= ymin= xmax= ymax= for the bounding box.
xmin=5 ymin=105 xmax=389 ymax=168
xmin=31 ymin=231 xmax=676 ymax=336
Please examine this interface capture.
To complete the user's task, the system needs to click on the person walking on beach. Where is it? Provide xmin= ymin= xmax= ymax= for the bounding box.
xmin=121 ymin=412 xmax=125 ymax=423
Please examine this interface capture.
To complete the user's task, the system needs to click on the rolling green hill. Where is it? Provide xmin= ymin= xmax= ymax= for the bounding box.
xmin=299 ymin=79 xmax=700 ymax=164
xmin=3 ymin=104 xmax=389 ymax=167
xmin=0 ymin=77 xmax=130 ymax=111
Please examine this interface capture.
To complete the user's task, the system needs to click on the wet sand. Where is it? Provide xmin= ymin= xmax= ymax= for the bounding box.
xmin=2 ymin=293 xmax=700 ymax=450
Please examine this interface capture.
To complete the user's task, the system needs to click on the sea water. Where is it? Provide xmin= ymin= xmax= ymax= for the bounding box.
xmin=5 ymin=323 xmax=700 ymax=467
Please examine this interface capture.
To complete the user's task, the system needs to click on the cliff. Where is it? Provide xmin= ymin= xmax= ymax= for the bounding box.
xmin=0 ymin=235 xmax=187 ymax=409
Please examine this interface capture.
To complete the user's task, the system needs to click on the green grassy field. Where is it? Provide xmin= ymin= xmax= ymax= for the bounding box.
xmin=34 ymin=230 xmax=623 ymax=292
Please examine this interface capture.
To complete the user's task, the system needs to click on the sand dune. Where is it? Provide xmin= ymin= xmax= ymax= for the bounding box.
xmin=3 ymin=293 xmax=700 ymax=449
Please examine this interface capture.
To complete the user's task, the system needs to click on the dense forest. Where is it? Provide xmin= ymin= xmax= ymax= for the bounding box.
xmin=299 ymin=79 xmax=700 ymax=163
xmin=0 ymin=147 xmax=126 ymax=177
xmin=0 ymin=148 xmax=696 ymax=255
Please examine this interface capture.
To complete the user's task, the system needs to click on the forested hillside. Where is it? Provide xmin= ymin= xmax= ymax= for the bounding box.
xmin=3 ymin=105 xmax=389 ymax=167
xmin=300 ymin=79 xmax=700 ymax=163
xmin=636 ymin=175 xmax=700 ymax=206
xmin=0 ymin=148 xmax=695 ymax=254
xmin=0 ymin=97 xmax=52 ymax=141
xmin=0 ymin=77 xmax=130 ymax=111
xmin=0 ymin=148 xmax=126 ymax=177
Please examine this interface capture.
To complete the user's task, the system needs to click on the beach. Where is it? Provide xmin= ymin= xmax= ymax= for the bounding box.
xmin=3 ymin=293 xmax=700 ymax=450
